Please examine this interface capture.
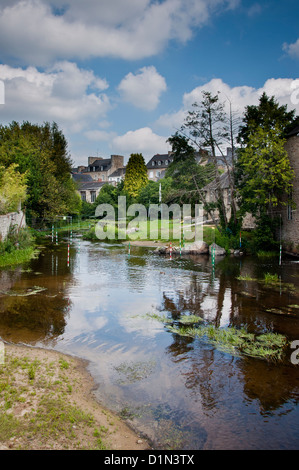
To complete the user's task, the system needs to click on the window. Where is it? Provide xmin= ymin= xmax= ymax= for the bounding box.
xmin=152 ymin=161 xmax=155 ymax=166
xmin=287 ymin=204 xmax=293 ymax=221
xmin=90 ymin=191 xmax=96 ymax=203
xmin=149 ymin=171 xmax=154 ymax=178
xmin=287 ymin=189 xmax=293 ymax=221
xmin=80 ymin=191 xmax=86 ymax=201
xmin=165 ymin=160 xmax=168 ymax=165
xmin=158 ymin=160 xmax=161 ymax=166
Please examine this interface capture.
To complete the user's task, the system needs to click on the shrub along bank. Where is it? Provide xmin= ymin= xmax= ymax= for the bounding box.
xmin=0 ymin=226 xmax=37 ymax=268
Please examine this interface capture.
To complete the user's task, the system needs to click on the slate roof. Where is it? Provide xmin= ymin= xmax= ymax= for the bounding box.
xmin=88 ymin=159 xmax=111 ymax=170
xmin=146 ymin=154 xmax=173 ymax=169
xmin=109 ymin=168 xmax=126 ymax=178
xmin=72 ymin=173 xmax=93 ymax=182
xmin=77 ymin=181 xmax=106 ymax=191
xmin=202 ymin=172 xmax=230 ymax=191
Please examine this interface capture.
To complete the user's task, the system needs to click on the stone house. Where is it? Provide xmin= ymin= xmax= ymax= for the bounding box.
xmin=108 ymin=167 xmax=126 ymax=185
xmin=202 ymin=171 xmax=255 ymax=229
xmin=86 ymin=155 xmax=125 ymax=182
xmin=72 ymin=173 xmax=105 ymax=203
xmin=279 ymin=126 xmax=299 ymax=254
xmin=202 ymin=172 xmax=232 ymax=222
xmin=146 ymin=153 xmax=174 ymax=181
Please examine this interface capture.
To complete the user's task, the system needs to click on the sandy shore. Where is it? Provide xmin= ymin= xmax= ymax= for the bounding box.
xmin=0 ymin=342 xmax=151 ymax=451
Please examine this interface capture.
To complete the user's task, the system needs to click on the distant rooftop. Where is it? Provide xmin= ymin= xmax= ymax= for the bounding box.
xmin=146 ymin=154 xmax=173 ymax=169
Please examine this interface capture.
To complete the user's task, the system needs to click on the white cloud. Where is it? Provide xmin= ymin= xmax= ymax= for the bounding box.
xmin=112 ymin=127 xmax=171 ymax=158
xmin=0 ymin=0 xmax=240 ymax=65
xmin=84 ymin=130 xmax=116 ymax=142
xmin=247 ymin=3 xmax=262 ymax=17
xmin=157 ymin=77 xmax=299 ymax=133
xmin=283 ymin=38 xmax=299 ymax=60
xmin=118 ymin=66 xmax=167 ymax=111
xmin=0 ymin=61 xmax=111 ymax=132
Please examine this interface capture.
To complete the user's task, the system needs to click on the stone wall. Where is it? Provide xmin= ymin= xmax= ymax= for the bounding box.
xmin=281 ymin=135 xmax=299 ymax=253
xmin=0 ymin=210 xmax=26 ymax=242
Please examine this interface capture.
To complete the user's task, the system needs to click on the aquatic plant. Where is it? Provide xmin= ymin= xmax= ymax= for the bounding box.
xmin=257 ymin=250 xmax=278 ymax=258
xmin=145 ymin=313 xmax=288 ymax=362
xmin=263 ymin=272 xmax=279 ymax=284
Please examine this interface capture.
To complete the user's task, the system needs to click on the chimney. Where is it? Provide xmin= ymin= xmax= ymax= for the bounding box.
xmin=110 ymin=155 xmax=124 ymax=170
xmin=88 ymin=156 xmax=99 ymax=166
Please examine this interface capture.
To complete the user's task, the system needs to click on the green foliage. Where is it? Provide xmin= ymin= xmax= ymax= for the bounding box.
xmin=0 ymin=121 xmax=81 ymax=219
xmin=123 ymin=153 xmax=148 ymax=198
xmin=237 ymin=126 xmax=294 ymax=216
xmin=0 ymin=164 xmax=27 ymax=214
xmin=238 ymin=92 xmax=299 ymax=145
xmin=138 ymin=177 xmax=173 ymax=209
xmin=0 ymin=225 xmax=34 ymax=255
xmin=164 ymin=132 xmax=215 ymax=206
xmin=251 ymin=214 xmax=280 ymax=251
xmin=0 ymin=226 xmax=36 ymax=267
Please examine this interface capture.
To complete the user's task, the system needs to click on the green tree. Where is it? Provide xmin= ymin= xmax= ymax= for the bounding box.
xmin=123 ymin=153 xmax=148 ymax=199
xmin=237 ymin=126 xmax=295 ymax=250
xmin=164 ymin=133 xmax=214 ymax=207
xmin=138 ymin=177 xmax=173 ymax=210
xmin=0 ymin=121 xmax=81 ymax=220
xmin=0 ymin=164 xmax=27 ymax=214
xmin=236 ymin=92 xmax=298 ymax=249
xmin=238 ymin=92 xmax=299 ymax=145
xmin=180 ymin=91 xmax=238 ymax=228
xmin=237 ymin=126 xmax=294 ymax=215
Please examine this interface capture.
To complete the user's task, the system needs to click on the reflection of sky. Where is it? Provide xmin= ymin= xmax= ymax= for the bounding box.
xmin=14 ymin=240 xmax=299 ymax=450
xmin=61 ymin=243 xmax=239 ymax=350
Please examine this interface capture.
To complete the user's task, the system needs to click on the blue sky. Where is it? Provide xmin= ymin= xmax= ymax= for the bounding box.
xmin=0 ymin=0 xmax=298 ymax=167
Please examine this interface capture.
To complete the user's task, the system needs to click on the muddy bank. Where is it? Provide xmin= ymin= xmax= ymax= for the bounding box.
xmin=0 ymin=342 xmax=150 ymax=451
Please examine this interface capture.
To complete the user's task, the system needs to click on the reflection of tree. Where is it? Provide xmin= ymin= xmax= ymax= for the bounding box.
xmin=125 ymin=248 xmax=148 ymax=291
xmin=160 ymin=256 xmax=299 ymax=414
xmin=0 ymin=243 xmax=73 ymax=345
xmin=0 ymin=293 xmax=69 ymax=344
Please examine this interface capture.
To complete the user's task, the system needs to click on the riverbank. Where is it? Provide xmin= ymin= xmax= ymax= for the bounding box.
xmin=0 ymin=342 xmax=150 ymax=450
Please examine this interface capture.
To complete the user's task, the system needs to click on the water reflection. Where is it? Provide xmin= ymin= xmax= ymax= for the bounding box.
xmin=0 ymin=238 xmax=299 ymax=449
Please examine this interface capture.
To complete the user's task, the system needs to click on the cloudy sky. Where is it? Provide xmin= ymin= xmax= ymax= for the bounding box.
xmin=0 ymin=0 xmax=299 ymax=166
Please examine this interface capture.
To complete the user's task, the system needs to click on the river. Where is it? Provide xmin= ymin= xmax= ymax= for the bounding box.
xmin=0 ymin=235 xmax=299 ymax=450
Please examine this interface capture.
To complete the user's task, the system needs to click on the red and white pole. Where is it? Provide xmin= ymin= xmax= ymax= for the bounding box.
xmin=67 ymin=244 xmax=70 ymax=267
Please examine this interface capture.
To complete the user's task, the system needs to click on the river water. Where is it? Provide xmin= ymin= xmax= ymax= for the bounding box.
xmin=0 ymin=236 xmax=299 ymax=450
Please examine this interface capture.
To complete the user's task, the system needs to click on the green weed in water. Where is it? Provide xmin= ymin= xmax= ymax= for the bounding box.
xmin=263 ymin=272 xmax=279 ymax=284
xmin=145 ymin=313 xmax=287 ymax=362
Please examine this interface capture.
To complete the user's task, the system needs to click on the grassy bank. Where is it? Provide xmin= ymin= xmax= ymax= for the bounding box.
xmin=0 ymin=343 xmax=149 ymax=450
xmin=0 ymin=247 xmax=38 ymax=268
xmin=0 ymin=227 xmax=38 ymax=268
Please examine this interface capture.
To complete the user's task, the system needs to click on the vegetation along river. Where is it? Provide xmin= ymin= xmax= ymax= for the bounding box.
xmin=0 ymin=235 xmax=299 ymax=450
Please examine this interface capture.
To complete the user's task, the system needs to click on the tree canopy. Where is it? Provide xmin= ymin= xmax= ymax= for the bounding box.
xmin=0 ymin=121 xmax=81 ymax=219
xmin=236 ymin=126 xmax=294 ymax=217
xmin=238 ymin=92 xmax=299 ymax=144
xmin=123 ymin=153 xmax=148 ymax=199
xmin=0 ymin=163 xmax=27 ymax=215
